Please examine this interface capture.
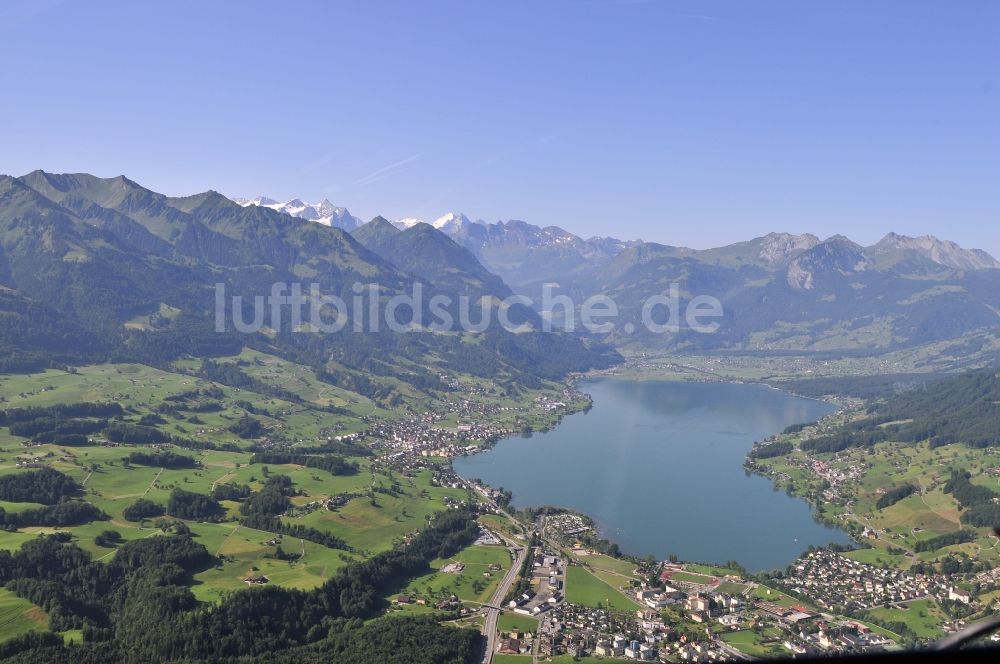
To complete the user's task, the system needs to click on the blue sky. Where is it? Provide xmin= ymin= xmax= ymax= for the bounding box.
xmin=2 ymin=1 xmax=998 ymax=253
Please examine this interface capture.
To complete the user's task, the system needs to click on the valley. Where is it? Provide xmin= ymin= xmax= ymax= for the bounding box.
xmin=5 ymin=2 xmax=998 ymax=661
xmin=1 ymin=171 xmax=998 ymax=662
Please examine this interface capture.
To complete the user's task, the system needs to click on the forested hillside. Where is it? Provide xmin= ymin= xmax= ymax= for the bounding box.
xmin=801 ymin=369 xmax=1000 ymax=453
xmin=0 ymin=510 xmax=482 ymax=663
xmin=0 ymin=172 xmax=617 ymax=394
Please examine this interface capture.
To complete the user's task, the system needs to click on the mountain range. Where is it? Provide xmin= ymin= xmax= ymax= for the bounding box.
xmin=233 ymin=196 xmax=363 ymax=231
xmin=255 ymin=194 xmax=1000 ymax=364
xmin=0 ymin=172 xmax=617 ymax=393
xmin=4 ymin=173 xmax=1000 ymax=382
xmin=256 ymin=195 xmax=999 ymax=286
xmin=244 ymin=199 xmax=640 ymax=287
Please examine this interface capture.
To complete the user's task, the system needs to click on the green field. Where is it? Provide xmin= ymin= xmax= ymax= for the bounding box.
xmin=868 ymin=599 xmax=947 ymax=638
xmin=565 ymin=565 xmax=641 ymax=611
xmin=841 ymin=547 xmax=910 ymax=568
xmin=492 ymin=655 xmax=532 ymax=664
xmin=392 ymin=544 xmax=511 ymax=605
xmin=290 ymin=468 xmax=469 ymax=554
xmin=497 ymin=611 xmax=538 ymax=633
xmin=578 ymin=553 xmax=638 ymax=577
xmin=721 ymin=629 xmax=787 ymax=658
xmin=0 ymin=354 xmax=592 ymax=647
xmin=753 ymin=429 xmax=1000 ymax=568
xmin=189 ymin=523 xmax=358 ymax=603
xmin=0 ymin=589 xmax=48 ymax=642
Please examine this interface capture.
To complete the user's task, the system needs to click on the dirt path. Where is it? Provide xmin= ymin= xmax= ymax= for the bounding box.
xmin=211 ymin=469 xmax=236 ymax=490
xmin=143 ymin=467 xmax=164 ymax=496
xmin=216 ymin=524 xmax=241 ymax=556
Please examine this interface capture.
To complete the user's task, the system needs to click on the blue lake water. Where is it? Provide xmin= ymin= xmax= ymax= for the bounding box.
xmin=453 ymin=378 xmax=852 ymax=571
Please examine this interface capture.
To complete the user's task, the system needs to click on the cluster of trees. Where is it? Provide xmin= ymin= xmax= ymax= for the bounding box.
xmin=240 ymin=514 xmax=350 ymax=551
xmin=1 ymin=403 xmax=125 ymax=446
xmin=0 ymin=509 xmax=482 ymax=663
xmin=749 ymin=441 xmax=794 ymax=459
xmin=0 ymin=501 xmax=107 ymax=528
xmin=876 ymin=484 xmax=917 ymax=509
xmin=250 ymin=452 xmax=358 ymax=476
xmin=122 ymin=498 xmax=165 ymax=522
xmin=228 ymin=415 xmax=264 ymax=439
xmin=263 ymin=440 xmax=373 ymax=457
xmin=0 ymin=531 xmax=213 ymax=633
xmin=166 ymin=489 xmax=223 ymax=521
xmin=93 ymin=530 xmax=123 ymax=547
xmin=10 ymin=417 xmax=106 ymax=440
xmin=211 ymin=482 xmax=251 ymax=501
xmin=800 ymin=418 xmax=887 ymax=453
xmin=0 ymin=402 xmax=123 ymax=426
xmin=944 ymin=471 xmax=1000 ymax=528
xmin=0 ymin=467 xmax=79 ymax=504
xmin=241 ymin=475 xmax=293 ymax=517
xmin=104 ymin=423 xmax=170 ymax=444
xmin=159 ymin=388 xmax=225 ymax=415
xmin=124 ymin=450 xmax=197 ymax=469
xmin=0 ymin=615 xmax=479 ymax=664
xmin=238 ymin=475 xmax=349 ymax=550
xmin=913 ymin=529 xmax=977 ymax=552
xmin=199 ymin=360 xmax=301 ymax=403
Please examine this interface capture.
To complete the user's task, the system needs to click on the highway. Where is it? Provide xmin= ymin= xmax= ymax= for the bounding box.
xmin=480 ymin=531 xmax=526 ymax=664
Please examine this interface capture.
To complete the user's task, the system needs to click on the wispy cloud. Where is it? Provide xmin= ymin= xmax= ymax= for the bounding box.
xmin=356 ymin=153 xmax=421 ymax=187
xmin=296 ymin=149 xmax=348 ymax=177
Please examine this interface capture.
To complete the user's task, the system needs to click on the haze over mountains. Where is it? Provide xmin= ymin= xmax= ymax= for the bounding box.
xmin=253 ymin=192 xmax=1000 ymax=365
xmin=4 ymin=173 xmax=1000 ymax=379
xmin=0 ymin=171 xmax=615 ymax=389
xmin=254 ymin=194 xmax=1000 ymax=285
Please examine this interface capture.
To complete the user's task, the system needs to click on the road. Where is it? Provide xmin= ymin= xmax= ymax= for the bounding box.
xmin=480 ymin=532 xmax=526 ymax=664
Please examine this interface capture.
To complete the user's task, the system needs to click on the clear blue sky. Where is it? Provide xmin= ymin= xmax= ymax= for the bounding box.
xmin=2 ymin=1 xmax=998 ymax=253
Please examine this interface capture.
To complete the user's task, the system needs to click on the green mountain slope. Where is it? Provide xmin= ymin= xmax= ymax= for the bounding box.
xmin=353 ymin=219 xmax=511 ymax=298
xmin=0 ymin=171 xmax=619 ymax=395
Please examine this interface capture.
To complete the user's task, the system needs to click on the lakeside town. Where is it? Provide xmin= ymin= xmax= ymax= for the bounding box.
xmin=480 ymin=516 xmax=999 ymax=662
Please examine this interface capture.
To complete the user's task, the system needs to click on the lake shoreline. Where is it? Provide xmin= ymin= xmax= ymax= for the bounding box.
xmin=454 ymin=376 xmax=853 ymax=572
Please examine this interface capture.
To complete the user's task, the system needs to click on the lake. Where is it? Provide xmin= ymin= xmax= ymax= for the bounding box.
xmin=453 ymin=378 xmax=852 ymax=571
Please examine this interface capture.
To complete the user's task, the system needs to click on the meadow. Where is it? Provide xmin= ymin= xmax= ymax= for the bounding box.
xmin=0 ymin=588 xmax=48 ymax=643
xmin=391 ymin=544 xmax=511 ymax=605
xmin=755 ymin=433 xmax=1000 ymax=569
xmin=868 ymin=599 xmax=947 ymax=639
xmin=564 ymin=565 xmax=641 ymax=612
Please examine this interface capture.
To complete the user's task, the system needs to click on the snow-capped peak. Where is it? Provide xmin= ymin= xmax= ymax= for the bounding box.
xmin=392 ymin=217 xmax=425 ymax=230
xmin=233 ymin=196 xmax=279 ymax=207
xmin=391 ymin=212 xmax=482 ymax=233
xmin=234 ymin=196 xmax=362 ymax=231
xmin=432 ymin=212 xmax=473 ymax=233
